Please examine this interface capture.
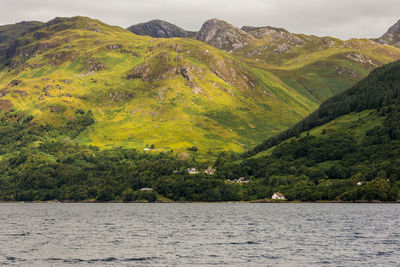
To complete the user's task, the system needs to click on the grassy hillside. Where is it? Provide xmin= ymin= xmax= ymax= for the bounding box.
xmin=0 ymin=16 xmax=400 ymax=159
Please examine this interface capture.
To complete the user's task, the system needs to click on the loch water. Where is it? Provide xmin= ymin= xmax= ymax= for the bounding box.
xmin=0 ymin=203 xmax=399 ymax=266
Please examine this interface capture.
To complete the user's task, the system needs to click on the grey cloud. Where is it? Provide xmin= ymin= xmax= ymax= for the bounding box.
xmin=0 ymin=0 xmax=399 ymax=39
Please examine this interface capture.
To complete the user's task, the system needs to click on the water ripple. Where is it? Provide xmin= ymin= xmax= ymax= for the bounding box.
xmin=0 ymin=203 xmax=399 ymax=266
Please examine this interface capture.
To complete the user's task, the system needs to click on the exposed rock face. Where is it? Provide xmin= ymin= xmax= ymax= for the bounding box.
xmin=377 ymin=19 xmax=400 ymax=48
xmin=127 ymin=20 xmax=195 ymax=38
xmin=196 ymin=19 xmax=255 ymax=51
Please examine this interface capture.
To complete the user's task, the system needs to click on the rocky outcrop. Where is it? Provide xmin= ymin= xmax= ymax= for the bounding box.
xmin=124 ymin=62 xmax=151 ymax=80
xmin=127 ymin=20 xmax=195 ymax=38
xmin=376 ymin=19 xmax=400 ymax=48
xmin=107 ymin=44 xmax=122 ymax=50
xmin=196 ymin=19 xmax=255 ymax=51
xmin=85 ymin=58 xmax=104 ymax=71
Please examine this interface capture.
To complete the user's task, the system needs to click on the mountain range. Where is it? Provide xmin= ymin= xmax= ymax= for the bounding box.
xmin=1 ymin=15 xmax=400 ymax=202
xmin=1 ymin=16 xmax=400 ymax=158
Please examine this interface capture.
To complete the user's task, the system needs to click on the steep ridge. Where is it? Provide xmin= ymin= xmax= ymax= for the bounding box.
xmin=376 ymin=19 xmax=400 ymax=48
xmin=0 ymin=16 xmax=318 ymax=157
xmin=127 ymin=19 xmax=196 ymax=38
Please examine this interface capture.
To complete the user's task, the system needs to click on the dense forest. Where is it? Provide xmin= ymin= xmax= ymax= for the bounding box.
xmin=0 ymin=60 xmax=400 ymax=202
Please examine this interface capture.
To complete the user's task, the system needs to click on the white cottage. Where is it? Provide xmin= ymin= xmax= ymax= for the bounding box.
xmin=187 ymin=168 xmax=199 ymax=174
xmin=272 ymin=193 xmax=286 ymax=200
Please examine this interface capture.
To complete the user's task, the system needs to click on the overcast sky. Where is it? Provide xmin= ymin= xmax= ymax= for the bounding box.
xmin=1 ymin=0 xmax=399 ymax=39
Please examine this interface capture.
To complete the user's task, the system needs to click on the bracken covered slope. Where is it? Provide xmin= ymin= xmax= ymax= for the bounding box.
xmin=0 ymin=16 xmax=319 ymax=157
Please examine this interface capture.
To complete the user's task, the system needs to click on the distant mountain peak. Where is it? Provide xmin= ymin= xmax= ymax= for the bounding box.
xmin=196 ymin=18 xmax=255 ymax=50
xmin=241 ymin=25 xmax=293 ymax=41
xmin=127 ymin=19 xmax=195 ymax=38
xmin=377 ymin=19 xmax=400 ymax=48
xmin=242 ymin=25 xmax=289 ymax=34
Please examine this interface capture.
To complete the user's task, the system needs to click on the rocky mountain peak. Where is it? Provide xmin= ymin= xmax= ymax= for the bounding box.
xmin=127 ymin=20 xmax=195 ymax=38
xmin=196 ymin=18 xmax=255 ymax=51
xmin=377 ymin=19 xmax=400 ymax=47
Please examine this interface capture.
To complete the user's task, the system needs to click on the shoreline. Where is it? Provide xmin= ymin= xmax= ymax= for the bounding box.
xmin=0 ymin=200 xmax=399 ymax=204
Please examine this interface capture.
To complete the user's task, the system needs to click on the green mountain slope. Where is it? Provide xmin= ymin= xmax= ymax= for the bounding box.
xmin=0 ymin=16 xmax=320 ymax=157
xmin=219 ymin=60 xmax=400 ymax=201
xmin=0 ymin=16 xmax=400 ymax=159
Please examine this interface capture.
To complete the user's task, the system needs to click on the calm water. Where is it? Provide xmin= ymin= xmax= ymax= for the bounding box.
xmin=0 ymin=203 xmax=399 ymax=266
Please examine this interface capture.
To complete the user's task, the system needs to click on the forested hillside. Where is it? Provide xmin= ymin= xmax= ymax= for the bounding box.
xmin=216 ymin=60 xmax=400 ymax=201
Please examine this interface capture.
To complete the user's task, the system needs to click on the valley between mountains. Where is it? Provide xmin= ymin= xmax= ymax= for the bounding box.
xmin=1 ymin=16 xmax=400 ymax=158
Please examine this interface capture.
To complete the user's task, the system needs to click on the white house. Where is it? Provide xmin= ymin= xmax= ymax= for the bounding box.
xmin=187 ymin=168 xmax=199 ymax=174
xmin=143 ymin=148 xmax=150 ymax=152
xmin=272 ymin=193 xmax=285 ymax=200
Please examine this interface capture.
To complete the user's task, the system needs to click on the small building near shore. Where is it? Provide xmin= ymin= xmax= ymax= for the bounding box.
xmin=272 ymin=193 xmax=285 ymax=200
xmin=140 ymin=188 xmax=154 ymax=192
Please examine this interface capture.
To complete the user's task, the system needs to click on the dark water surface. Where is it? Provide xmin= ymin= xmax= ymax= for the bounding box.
xmin=0 ymin=203 xmax=399 ymax=266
